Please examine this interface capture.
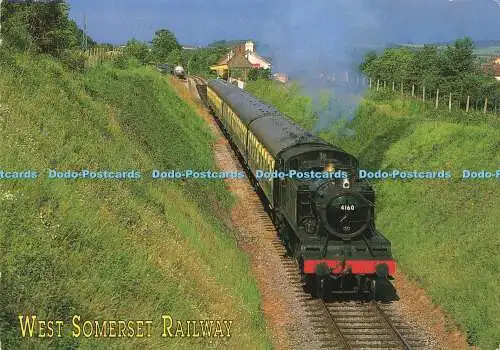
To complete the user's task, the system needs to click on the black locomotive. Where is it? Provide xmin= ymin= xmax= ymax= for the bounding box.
xmin=206 ymin=79 xmax=396 ymax=299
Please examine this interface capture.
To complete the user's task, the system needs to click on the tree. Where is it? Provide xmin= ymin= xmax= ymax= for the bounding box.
xmin=150 ymin=29 xmax=181 ymax=62
xmin=359 ymin=51 xmax=377 ymax=74
xmin=1 ymin=6 xmax=34 ymax=51
xmin=248 ymin=68 xmax=271 ymax=81
xmin=441 ymin=37 xmax=477 ymax=77
xmin=2 ymin=0 xmax=87 ymax=56
xmin=123 ymin=38 xmax=149 ymax=63
xmin=183 ymin=46 xmax=229 ymax=77
xmin=165 ymin=48 xmax=183 ymax=67
xmin=411 ymin=45 xmax=442 ymax=90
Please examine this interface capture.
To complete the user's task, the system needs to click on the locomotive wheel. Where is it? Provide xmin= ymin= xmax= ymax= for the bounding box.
xmin=370 ymin=279 xmax=377 ymax=300
xmin=303 ymin=275 xmax=314 ymax=293
xmin=370 ymin=277 xmax=397 ymax=301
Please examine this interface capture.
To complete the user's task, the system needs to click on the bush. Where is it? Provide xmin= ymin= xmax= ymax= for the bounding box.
xmin=112 ymin=54 xmax=129 ymax=69
xmin=123 ymin=39 xmax=150 ymax=63
xmin=58 ymin=50 xmax=86 ymax=73
xmin=0 ymin=48 xmax=16 ymax=67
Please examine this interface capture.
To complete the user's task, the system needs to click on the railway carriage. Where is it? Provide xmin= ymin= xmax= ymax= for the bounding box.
xmin=206 ymin=79 xmax=396 ymax=299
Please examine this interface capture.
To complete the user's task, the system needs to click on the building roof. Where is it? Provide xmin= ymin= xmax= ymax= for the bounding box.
xmin=213 ymin=41 xmax=270 ymax=69
xmin=482 ymin=63 xmax=500 ymax=77
xmin=494 ymin=66 xmax=500 ymax=77
xmin=227 ymin=53 xmax=253 ymax=69
xmin=214 ymin=44 xmax=247 ymax=65
xmin=215 ymin=53 xmax=231 ymax=66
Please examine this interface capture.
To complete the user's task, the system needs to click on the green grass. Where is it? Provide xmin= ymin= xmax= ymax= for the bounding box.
xmin=0 ymin=53 xmax=271 ymax=349
xmin=245 ymin=79 xmax=318 ymax=130
xmin=247 ymin=79 xmax=499 ymax=349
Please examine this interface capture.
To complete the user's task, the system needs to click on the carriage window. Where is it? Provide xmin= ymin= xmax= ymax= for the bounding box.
xmin=289 ymin=159 xmax=299 ymax=170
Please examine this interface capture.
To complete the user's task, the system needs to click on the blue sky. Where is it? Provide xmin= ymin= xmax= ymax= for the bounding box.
xmin=68 ymin=0 xmax=500 ymax=46
xmin=68 ymin=1 xmax=500 ymax=74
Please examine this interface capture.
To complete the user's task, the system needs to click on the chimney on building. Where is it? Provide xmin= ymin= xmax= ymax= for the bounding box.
xmin=245 ymin=41 xmax=255 ymax=53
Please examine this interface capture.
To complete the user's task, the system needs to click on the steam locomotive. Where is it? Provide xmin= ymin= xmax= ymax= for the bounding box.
xmin=206 ymin=79 xmax=396 ymax=299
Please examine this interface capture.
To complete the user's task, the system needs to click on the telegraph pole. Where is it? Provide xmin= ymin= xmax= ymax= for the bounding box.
xmin=82 ymin=12 xmax=88 ymax=51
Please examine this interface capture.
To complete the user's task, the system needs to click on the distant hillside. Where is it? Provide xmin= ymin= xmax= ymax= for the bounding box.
xmin=208 ymin=39 xmax=247 ymax=48
xmin=392 ymin=40 xmax=500 ymax=63
xmin=396 ymin=39 xmax=500 ymax=48
xmin=207 ymin=39 xmax=270 ymax=53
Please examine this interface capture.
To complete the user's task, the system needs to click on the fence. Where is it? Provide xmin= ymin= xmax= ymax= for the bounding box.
xmin=367 ymin=78 xmax=500 ymax=116
xmin=85 ymin=47 xmax=122 ymax=68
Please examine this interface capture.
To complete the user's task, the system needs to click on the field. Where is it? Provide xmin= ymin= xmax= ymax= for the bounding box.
xmin=0 ymin=52 xmax=271 ymax=349
xmin=395 ymin=42 xmax=500 ymax=63
xmin=246 ymin=79 xmax=500 ymax=349
xmin=475 ymin=47 xmax=500 ymax=63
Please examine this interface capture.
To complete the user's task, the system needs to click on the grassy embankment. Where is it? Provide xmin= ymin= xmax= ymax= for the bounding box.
xmin=246 ymin=79 xmax=499 ymax=349
xmin=0 ymin=52 xmax=271 ymax=349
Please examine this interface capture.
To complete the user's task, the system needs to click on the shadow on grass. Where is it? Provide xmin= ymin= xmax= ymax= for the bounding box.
xmin=356 ymin=119 xmax=414 ymax=169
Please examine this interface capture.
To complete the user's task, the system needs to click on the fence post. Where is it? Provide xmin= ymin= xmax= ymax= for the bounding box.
xmin=448 ymin=93 xmax=452 ymax=112
xmin=384 ymin=80 xmax=386 ymax=89
xmin=369 ymin=78 xmax=372 ymax=89
xmin=484 ymin=98 xmax=488 ymax=114
xmin=435 ymin=89 xmax=439 ymax=109
xmin=466 ymin=95 xmax=470 ymax=112
xmin=392 ymin=81 xmax=395 ymax=92
xmin=423 ymin=86 xmax=426 ymax=102
xmin=377 ymin=79 xmax=380 ymax=91
xmin=411 ymin=84 xmax=415 ymax=97
xmin=401 ymin=82 xmax=404 ymax=95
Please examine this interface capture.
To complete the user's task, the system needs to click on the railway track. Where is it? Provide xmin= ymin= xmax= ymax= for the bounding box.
xmin=273 ymin=236 xmax=427 ymax=349
xmin=189 ymin=74 xmax=429 ymax=350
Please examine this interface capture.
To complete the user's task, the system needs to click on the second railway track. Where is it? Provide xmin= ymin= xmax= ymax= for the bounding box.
xmin=190 ymin=74 xmax=430 ymax=350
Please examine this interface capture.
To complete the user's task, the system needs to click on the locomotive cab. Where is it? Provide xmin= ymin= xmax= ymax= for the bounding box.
xmin=276 ymin=147 xmax=371 ymax=240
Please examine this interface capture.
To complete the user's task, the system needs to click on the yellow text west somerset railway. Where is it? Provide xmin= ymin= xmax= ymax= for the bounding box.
xmin=18 ymin=315 xmax=233 ymax=339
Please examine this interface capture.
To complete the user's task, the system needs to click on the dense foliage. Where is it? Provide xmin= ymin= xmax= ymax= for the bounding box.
xmin=248 ymin=68 xmax=271 ymax=81
xmin=149 ymin=29 xmax=181 ymax=63
xmin=208 ymin=39 xmax=247 ymax=48
xmin=1 ymin=0 xmax=94 ymax=55
xmin=122 ymin=38 xmax=150 ymax=63
xmin=360 ymin=38 xmax=500 ymax=106
xmin=246 ymin=79 xmax=318 ymax=130
xmin=183 ymin=47 xmax=229 ymax=77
